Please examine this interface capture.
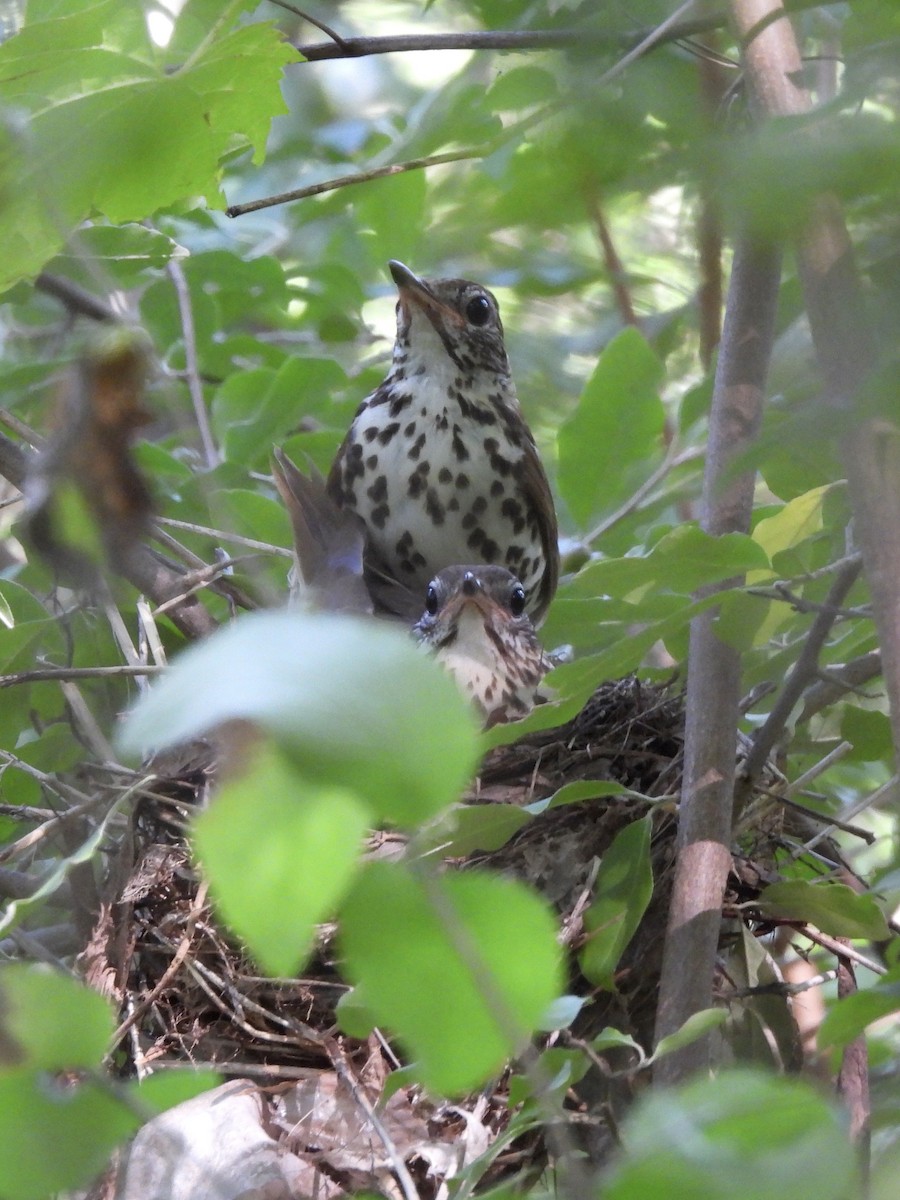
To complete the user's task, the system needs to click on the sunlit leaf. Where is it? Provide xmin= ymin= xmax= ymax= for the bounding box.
xmin=339 ymin=863 xmax=562 ymax=1093
xmin=119 ymin=611 xmax=480 ymax=826
xmin=193 ymin=738 xmax=368 ymax=976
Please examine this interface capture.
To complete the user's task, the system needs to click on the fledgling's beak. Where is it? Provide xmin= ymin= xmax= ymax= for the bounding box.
xmin=442 ymin=571 xmax=502 ymax=623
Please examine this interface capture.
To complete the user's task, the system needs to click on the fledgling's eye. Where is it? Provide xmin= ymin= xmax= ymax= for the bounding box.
xmin=425 ymin=583 xmax=440 ymax=615
xmin=509 ymin=583 xmax=527 ymax=616
xmin=465 ymin=294 xmax=492 ymax=327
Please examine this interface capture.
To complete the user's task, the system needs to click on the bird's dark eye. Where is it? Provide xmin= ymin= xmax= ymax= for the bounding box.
xmin=509 ymin=584 xmax=527 ymax=616
xmin=465 ymin=294 xmax=492 ymax=326
xmin=425 ymin=583 xmax=440 ymax=615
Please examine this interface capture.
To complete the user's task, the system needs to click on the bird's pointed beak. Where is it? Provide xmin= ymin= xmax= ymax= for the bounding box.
xmin=388 ymin=260 xmax=462 ymax=329
xmin=444 ymin=572 xmax=500 ymax=622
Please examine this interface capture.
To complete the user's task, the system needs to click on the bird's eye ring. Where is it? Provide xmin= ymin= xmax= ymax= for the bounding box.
xmin=509 ymin=584 xmax=527 ymax=616
xmin=465 ymin=294 xmax=492 ymax=327
xmin=425 ymin=583 xmax=440 ymax=615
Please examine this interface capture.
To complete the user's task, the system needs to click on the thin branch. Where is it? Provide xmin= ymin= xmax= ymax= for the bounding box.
xmin=790 ymin=774 xmax=897 ymax=860
xmin=166 ymin=260 xmax=219 ymax=469
xmin=226 ymin=148 xmax=482 ymax=218
xmin=797 ymin=650 xmax=882 ymax=724
xmin=585 ymin=190 xmax=641 ymax=329
xmin=594 ymin=0 xmax=699 ymax=91
xmin=0 ymin=665 xmax=165 ymax=690
xmin=293 ymin=18 xmax=726 ymax=63
xmin=35 ymin=272 xmax=119 ymax=323
xmin=801 ymin=928 xmax=885 ymax=978
xmin=836 ymin=953 xmax=871 ymax=1159
xmin=740 ymin=556 xmax=862 ymax=785
xmin=586 ymin=444 xmax=702 ymax=545
xmin=270 ymin=2 xmax=350 ymax=50
xmin=157 ymin=514 xmax=292 ymax=557
xmin=654 ymin=236 xmax=782 ymax=1084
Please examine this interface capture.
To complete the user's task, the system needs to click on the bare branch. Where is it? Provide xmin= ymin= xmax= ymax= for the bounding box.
xmin=226 ymin=148 xmax=482 ymax=218
xmin=0 ymin=665 xmax=165 ymax=690
xmin=654 ymin=236 xmax=782 ymax=1083
xmin=740 ymin=556 xmax=862 ymax=786
xmin=35 ymin=272 xmax=119 ymax=323
xmin=166 ymin=259 xmax=220 ymax=469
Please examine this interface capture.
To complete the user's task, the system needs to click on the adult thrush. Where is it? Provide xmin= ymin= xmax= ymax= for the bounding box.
xmin=327 ymin=261 xmax=559 ymax=624
xmin=414 ymin=565 xmax=552 ymax=727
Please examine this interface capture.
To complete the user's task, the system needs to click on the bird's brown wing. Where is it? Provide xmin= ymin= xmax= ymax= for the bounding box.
xmin=519 ymin=436 xmax=559 ymax=626
xmin=272 ymin=446 xmax=372 ymax=614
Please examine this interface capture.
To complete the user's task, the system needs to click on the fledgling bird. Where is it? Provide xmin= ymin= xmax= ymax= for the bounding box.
xmin=271 ymin=446 xmax=373 ymax=614
xmin=327 ymin=261 xmax=559 ymax=624
xmin=413 ymin=565 xmax=553 ymax=728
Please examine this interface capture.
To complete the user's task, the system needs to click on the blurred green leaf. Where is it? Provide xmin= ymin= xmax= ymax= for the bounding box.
xmin=580 ymin=816 xmax=653 ymax=990
xmin=194 ymin=738 xmax=367 ymax=976
xmin=119 ymin=611 xmax=480 ymax=826
xmin=339 ymin=863 xmax=562 ymax=1093
xmin=0 ymin=1068 xmax=138 ymax=1200
xmin=605 ymin=1070 xmax=857 ymax=1200
xmin=0 ymin=965 xmax=113 ymax=1069
xmin=818 ymin=964 xmax=900 ymax=1052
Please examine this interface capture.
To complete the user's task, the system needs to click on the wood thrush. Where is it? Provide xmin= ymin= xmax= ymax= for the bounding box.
xmin=327 ymin=261 xmax=559 ymax=624
xmin=413 ymin=565 xmax=552 ymax=727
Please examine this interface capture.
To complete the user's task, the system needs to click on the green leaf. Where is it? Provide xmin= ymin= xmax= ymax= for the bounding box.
xmin=817 ymin=965 xmax=900 ymax=1051
xmin=840 ymin=705 xmax=894 ymax=762
xmin=605 ymin=1069 xmax=857 ymax=1200
xmin=193 ymin=739 xmax=368 ymax=976
xmin=538 ymin=995 xmax=585 ymax=1032
xmin=758 ymin=880 xmax=890 ymax=940
xmin=561 ymin=528 xmax=769 ymax=602
xmin=211 ymin=358 xmax=347 ymax=468
xmin=591 ymin=1027 xmax=645 ymax=1056
xmin=339 ymin=864 xmax=562 ymax=1093
xmin=0 ymin=5 xmax=293 ymax=287
xmin=0 ymin=1068 xmax=139 ymax=1200
xmin=750 ymin=485 xmax=835 ymax=579
xmin=119 ymin=611 xmax=480 ymax=827
xmin=580 ymin=816 xmax=653 ymax=990
xmin=651 ymin=1008 xmax=727 ymax=1062
xmin=438 ymin=804 xmax=531 ymax=855
xmin=43 ymin=223 xmax=184 ymax=288
xmin=486 ymin=66 xmax=559 ymax=112
xmin=526 ymin=780 xmax=639 ymax=814
xmin=557 ymin=328 xmax=664 ymax=526
xmin=0 ymin=965 xmax=114 ymax=1069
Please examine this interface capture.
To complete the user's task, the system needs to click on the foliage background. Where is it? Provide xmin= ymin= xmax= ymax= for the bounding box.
xmin=0 ymin=1 xmax=899 ymax=1197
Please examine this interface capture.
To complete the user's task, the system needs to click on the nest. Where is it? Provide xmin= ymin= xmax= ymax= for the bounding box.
xmin=81 ymin=676 xmax=817 ymax=1194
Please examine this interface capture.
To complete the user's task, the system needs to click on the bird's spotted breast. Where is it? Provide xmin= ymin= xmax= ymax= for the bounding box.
xmin=338 ymin=375 xmax=545 ymax=600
